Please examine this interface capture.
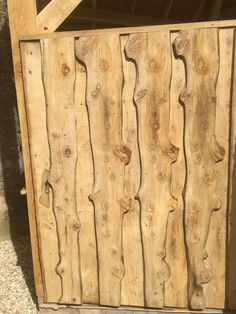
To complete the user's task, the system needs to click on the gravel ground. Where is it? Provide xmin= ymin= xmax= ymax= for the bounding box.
xmin=0 ymin=237 xmax=38 ymax=314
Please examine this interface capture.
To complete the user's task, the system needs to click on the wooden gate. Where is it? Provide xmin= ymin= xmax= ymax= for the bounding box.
xmin=20 ymin=23 xmax=236 ymax=311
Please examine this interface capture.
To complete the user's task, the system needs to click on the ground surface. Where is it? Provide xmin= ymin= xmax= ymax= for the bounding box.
xmin=0 ymin=237 xmax=38 ymax=313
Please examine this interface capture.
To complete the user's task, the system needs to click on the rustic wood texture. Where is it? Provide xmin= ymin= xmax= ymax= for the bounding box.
xmin=165 ymin=31 xmax=187 ymax=308
xmin=75 ymin=61 xmax=99 ymax=304
xmin=125 ymin=32 xmax=178 ymax=308
xmin=120 ymin=35 xmax=144 ymax=307
xmin=174 ymin=29 xmax=225 ymax=310
xmin=41 ymin=37 xmax=82 ymax=304
xmin=76 ymin=35 xmax=131 ymax=306
xmin=205 ymin=28 xmax=234 ymax=308
xmin=20 ymin=41 xmax=61 ymax=302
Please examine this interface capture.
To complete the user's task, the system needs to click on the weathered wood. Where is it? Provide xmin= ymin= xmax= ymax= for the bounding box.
xmin=75 ymin=61 xmax=99 ymax=304
xmin=41 ymin=37 xmax=82 ymax=304
xmin=165 ymin=32 xmax=187 ymax=308
xmin=120 ymin=35 xmax=144 ymax=307
xmin=20 ymin=41 xmax=61 ymax=302
xmin=125 ymin=32 xmax=178 ymax=308
xmin=7 ymin=0 xmax=43 ymax=297
xmin=174 ymin=29 xmax=225 ymax=310
xmin=37 ymin=0 xmax=83 ymax=33
xmin=227 ymin=27 xmax=236 ymax=310
xmin=205 ymin=28 xmax=234 ymax=308
xmin=76 ymin=34 xmax=131 ymax=306
xmin=20 ymin=21 xmax=236 ymax=42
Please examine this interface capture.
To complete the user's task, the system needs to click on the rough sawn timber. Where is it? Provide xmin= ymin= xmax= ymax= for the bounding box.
xmin=174 ymin=28 xmax=225 ymax=310
xmin=76 ymin=34 xmax=132 ymax=307
xmin=125 ymin=31 xmax=178 ymax=308
xmin=40 ymin=37 xmax=82 ymax=304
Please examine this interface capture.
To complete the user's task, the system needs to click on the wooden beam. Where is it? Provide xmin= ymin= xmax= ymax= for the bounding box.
xmin=163 ymin=0 xmax=174 ymax=18
xmin=7 ymin=0 xmax=43 ymax=298
xmin=20 ymin=19 xmax=236 ymax=41
xmin=209 ymin=0 xmax=224 ymax=20
xmin=194 ymin=0 xmax=207 ymax=21
xmin=69 ymin=8 xmax=177 ymax=26
xmin=37 ymin=0 xmax=83 ymax=33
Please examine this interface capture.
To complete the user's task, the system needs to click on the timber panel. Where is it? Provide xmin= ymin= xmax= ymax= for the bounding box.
xmin=20 ymin=26 xmax=235 ymax=311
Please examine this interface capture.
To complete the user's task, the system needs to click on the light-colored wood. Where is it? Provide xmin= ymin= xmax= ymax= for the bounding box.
xmin=75 ymin=61 xmax=99 ymax=304
xmin=20 ymin=20 xmax=236 ymax=41
xmin=174 ymin=28 xmax=225 ymax=310
xmin=205 ymin=28 xmax=234 ymax=309
xmin=69 ymin=8 xmax=177 ymax=26
xmin=40 ymin=37 xmax=82 ymax=304
xmin=20 ymin=41 xmax=61 ymax=302
xmin=227 ymin=27 xmax=236 ymax=310
xmin=165 ymin=31 xmax=187 ymax=308
xmin=120 ymin=35 xmax=144 ymax=307
xmin=7 ymin=0 xmax=43 ymax=297
xmin=125 ymin=32 xmax=178 ymax=308
xmin=76 ymin=35 xmax=131 ymax=306
xmin=37 ymin=0 xmax=83 ymax=33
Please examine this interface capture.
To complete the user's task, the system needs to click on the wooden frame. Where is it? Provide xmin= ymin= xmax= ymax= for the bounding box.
xmin=7 ymin=0 xmax=236 ymax=310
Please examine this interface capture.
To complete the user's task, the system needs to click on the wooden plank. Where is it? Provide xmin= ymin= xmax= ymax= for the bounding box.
xmin=20 ymin=20 xmax=236 ymax=41
xmin=20 ymin=41 xmax=61 ymax=302
xmin=40 ymin=37 xmax=82 ymax=304
xmin=120 ymin=35 xmax=144 ymax=307
xmin=193 ymin=0 xmax=207 ymax=21
xmin=163 ymin=0 xmax=174 ymax=18
xmin=37 ymin=0 xmax=83 ymax=32
xmin=165 ymin=32 xmax=187 ymax=308
xmin=227 ymin=27 xmax=236 ymax=310
xmin=75 ymin=61 xmax=99 ymax=303
xmin=125 ymin=32 xmax=178 ymax=308
xmin=205 ymin=28 xmax=234 ymax=309
xmin=174 ymin=29 xmax=225 ymax=310
xmin=209 ymin=0 xmax=224 ymax=20
xmin=76 ymin=35 xmax=131 ymax=306
xmin=7 ymin=0 xmax=43 ymax=297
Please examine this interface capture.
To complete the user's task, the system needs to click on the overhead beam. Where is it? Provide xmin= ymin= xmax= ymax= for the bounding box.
xmin=37 ymin=0 xmax=83 ymax=33
xmin=209 ymin=0 xmax=224 ymax=20
xmin=69 ymin=8 xmax=178 ymax=26
xmin=131 ymin=0 xmax=137 ymax=14
xmin=194 ymin=0 xmax=207 ymax=21
xmin=163 ymin=0 xmax=174 ymax=19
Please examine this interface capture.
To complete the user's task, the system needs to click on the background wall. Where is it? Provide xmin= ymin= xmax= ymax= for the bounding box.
xmin=0 ymin=0 xmax=28 ymax=240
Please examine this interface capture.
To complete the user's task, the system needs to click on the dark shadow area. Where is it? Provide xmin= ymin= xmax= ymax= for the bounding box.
xmin=0 ymin=10 xmax=37 ymax=306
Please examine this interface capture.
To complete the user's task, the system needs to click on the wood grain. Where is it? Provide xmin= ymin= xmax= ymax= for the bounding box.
xmin=165 ymin=32 xmax=187 ymax=308
xmin=120 ymin=35 xmax=144 ymax=307
xmin=41 ymin=37 xmax=82 ymax=304
xmin=20 ymin=41 xmax=61 ymax=302
xmin=174 ymin=28 xmax=225 ymax=310
xmin=125 ymin=31 xmax=178 ymax=308
xmin=205 ymin=28 xmax=234 ymax=309
xmin=76 ymin=34 xmax=131 ymax=306
xmin=75 ymin=61 xmax=99 ymax=304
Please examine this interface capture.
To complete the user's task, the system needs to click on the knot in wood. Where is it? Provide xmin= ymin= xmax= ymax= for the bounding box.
xmin=72 ymin=222 xmax=81 ymax=231
xmin=136 ymin=89 xmax=147 ymax=101
xmin=113 ymin=144 xmax=132 ymax=165
xmin=99 ymin=59 xmax=109 ymax=72
xmin=200 ymin=267 xmax=213 ymax=284
xmin=62 ymin=63 xmax=70 ymax=76
xmin=64 ymin=147 xmax=72 ymax=157
xmin=149 ymin=59 xmax=158 ymax=72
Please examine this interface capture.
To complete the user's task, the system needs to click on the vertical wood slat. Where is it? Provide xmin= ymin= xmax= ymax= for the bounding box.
xmin=20 ymin=42 xmax=61 ymax=302
xmin=165 ymin=31 xmax=187 ymax=308
xmin=120 ymin=35 xmax=144 ymax=307
xmin=125 ymin=31 xmax=178 ymax=308
xmin=76 ymin=35 xmax=132 ymax=306
xmin=75 ymin=62 xmax=99 ymax=304
xmin=227 ymin=26 xmax=236 ymax=310
xmin=205 ymin=28 xmax=234 ymax=309
xmin=41 ymin=37 xmax=82 ymax=304
xmin=174 ymin=29 xmax=225 ymax=310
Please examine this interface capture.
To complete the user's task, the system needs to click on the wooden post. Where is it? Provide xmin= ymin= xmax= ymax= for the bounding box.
xmin=7 ymin=0 xmax=44 ymax=297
